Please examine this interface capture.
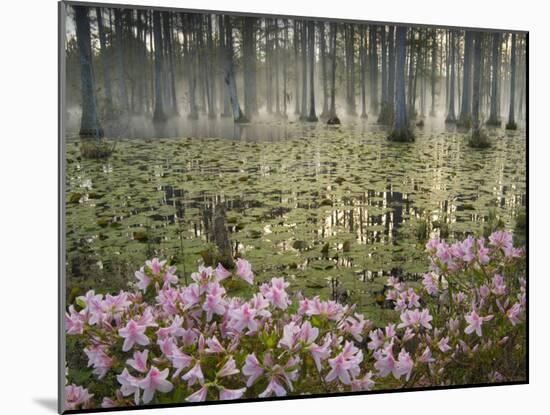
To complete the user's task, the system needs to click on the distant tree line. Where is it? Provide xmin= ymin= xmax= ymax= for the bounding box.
xmin=67 ymin=5 xmax=527 ymax=145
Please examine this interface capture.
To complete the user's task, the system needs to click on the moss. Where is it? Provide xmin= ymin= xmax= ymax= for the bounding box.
xmin=68 ymin=192 xmax=82 ymax=204
xmin=342 ymin=240 xmax=352 ymax=252
xmin=506 ymin=120 xmax=518 ymax=130
xmin=388 ymin=127 xmax=415 ymax=143
xmin=80 ymin=139 xmax=115 ymax=159
xmin=132 ymin=231 xmax=148 ymax=242
xmin=292 ymin=240 xmax=308 ymax=250
xmin=469 ymin=129 xmax=491 ymax=148
xmin=96 ymin=218 xmax=110 ymax=228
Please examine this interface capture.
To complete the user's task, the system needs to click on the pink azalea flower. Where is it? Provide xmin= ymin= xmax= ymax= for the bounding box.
xmin=215 ymin=263 xmax=232 ymax=281
xmin=65 ymin=306 xmax=85 ymax=335
xmin=507 ymin=303 xmax=522 ymax=326
xmin=398 ymin=309 xmax=433 ymax=330
xmin=373 ymin=345 xmax=396 ymax=378
xmin=168 ymin=348 xmax=193 ymax=378
xmin=186 ymin=386 xmax=208 ymax=402
xmin=259 ymin=377 xmax=287 ymax=397
xmin=65 ymin=384 xmax=93 ymax=410
xmin=308 ymin=334 xmax=333 ymax=370
xmin=326 ymin=353 xmax=352 ymax=384
xmin=503 ymin=245 xmax=523 ymax=259
xmin=235 ymin=258 xmax=254 ymax=284
xmin=394 ymin=349 xmax=414 ymax=381
xmin=138 ymin=366 xmax=173 ymax=404
xmin=344 ymin=314 xmax=368 ymax=342
xmin=146 ymin=258 xmax=165 ymax=275
xmin=299 ymin=320 xmax=319 ymax=345
xmin=101 ymin=398 xmax=117 ymax=408
xmin=351 ymin=372 xmax=375 ymax=391
xmin=326 ymin=342 xmax=362 ymax=385
xmin=191 ymin=265 xmax=214 ymax=286
xmin=368 ymin=329 xmax=384 ymax=351
xmin=205 ymin=336 xmax=225 ymax=354
xmin=425 ymin=237 xmax=440 ymax=252
xmin=127 ymin=350 xmax=148 ymax=373
xmin=261 ymin=278 xmax=291 ymax=310
xmin=229 ymin=303 xmax=258 ymax=333
xmin=438 ymin=337 xmax=452 ymax=353
xmin=180 ymin=283 xmax=200 ymax=310
xmin=464 ymin=310 xmax=493 ymax=337
xmin=418 ymin=346 xmax=435 ymax=364
xmin=242 ymin=353 xmax=264 ymax=386
xmin=202 ymin=284 xmax=227 ymax=322
xmin=479 ymin=284 xmax=490 ymax=298
xmin=477 ymin=238 xmax=491 ymax=264
xmin=135 ymin=267 xmax=151 ymax=291
xmin=118 ymin=320 xmax=149 ymax=352
xmin=278 ymin=322 xmax=301 ymax=350
xmin=84 ymin=345 xmax=113 ymax=379
xmin=218 ymin=357 xmax=239 ymax=378
xmin=492 ymin=274 xmax=507 ymax=296
xmin=117 ymin=368 xmax=141 ymax=405
xmin=219 ymin=387 xmax=246 ymax=400
xmin=489 ymin=230 xmax=513 ymax=250
xmin=103 ymin=291 xmax=131 ymax=320
xmin=162 ymin=265 xmax=178 ymax=285
xmin=182 ymin=362 xmax=204 ymax=386
xmin=422 ymin=273 xmax=438 ymax=295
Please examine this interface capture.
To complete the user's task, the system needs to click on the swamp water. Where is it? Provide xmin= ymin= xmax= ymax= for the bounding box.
xmin=65 ymin=118 xmax=526 ymax=323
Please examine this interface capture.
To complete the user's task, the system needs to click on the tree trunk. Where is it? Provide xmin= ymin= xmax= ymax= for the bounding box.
xmin=223 ymin=16 xmax=248 ymax=123
xmin=387 ymin=26 xmax=396 ymax=123
xmin=152 ymin=11 xmax=166 ymax=123
xmin=75 ymin=6 xmax=104 ymax=138
xmin=487 ymin=32 xmax=501 ymax=125
xmin=378 ymin=26 xmax=392 ymax=123
xmin=360 ymin=27 xmax=368 ymax=119
xmin=506 ymin=33 xmax=517 ymax=130
xmin=114 ymin=9 xmax=129 ymax=115
xmin=306 ymin=20 xmax=318 ymax=121
xmin=300 ymin=21 xmax=308 ymax=120
xmin=327 ymin=22 xmax=340 ymax=125
xmin=96 ymin=8 xmax=113 ymax=112
xmin=430 ymin=29 xmax=437 ymax=116
xmin=389 ymin=26 xmax=413 ymax=142
xmin=470 ymin=32 xmax=489 ymax=147
xmin=445 ymin=30 xmax=457 ymax=123
xmin=319 ymin=22 xmax=329 ymax=118
xmin=458 ymin=31 xmax=473 ymax=127
xmin=294 ymin=20 xmax=301 ymax=116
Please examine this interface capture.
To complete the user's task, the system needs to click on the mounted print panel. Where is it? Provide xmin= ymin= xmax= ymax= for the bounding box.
xmin=59 ymin=1 xmax=528 ymax=413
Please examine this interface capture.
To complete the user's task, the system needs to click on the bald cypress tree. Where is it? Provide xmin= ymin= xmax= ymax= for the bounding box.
xmin=470 ymin=32 xmax=490 ymax=147
xmin=152 ymin=10 xmax=166 ymax=123
xmin=74 ymin=6 xmax=103 ymax=138
xmin=506 ymin=33 xmax=518 ymax=130
xmin=327 ymin=22 xmax=340 ymax=125
xmin=223 ymin=16 xmax=248 ymax=123
xmin=445 ymin=30 xmax=457 ymax=123
xmin=306 ymin=20 xmax=318 ymax=122
xmin=389 ymin=26 xmax=414 ymax=142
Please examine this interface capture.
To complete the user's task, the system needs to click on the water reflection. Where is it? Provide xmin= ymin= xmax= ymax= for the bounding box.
xmin=65 ymin=118 xmax=527 ymax=287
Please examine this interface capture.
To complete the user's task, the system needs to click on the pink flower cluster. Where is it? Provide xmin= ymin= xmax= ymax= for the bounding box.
xmin=65 ymin=231 xmax=526 ymax=410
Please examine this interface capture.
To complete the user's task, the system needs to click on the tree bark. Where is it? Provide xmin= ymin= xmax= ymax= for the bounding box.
xmin=389 ymin=26 xmax=413 ymax=142
xmin=506 ymin=33 xmax=517 ymax=130
xmin=75 ymin=6 xmax=104 ymax=138
xmin=223 ymin=16 xmax=248 ymax=123
xmin=306 ymin=20 xmax=318 ymax=121
xmin=152 ymin=11 xmax=166 ymax=123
